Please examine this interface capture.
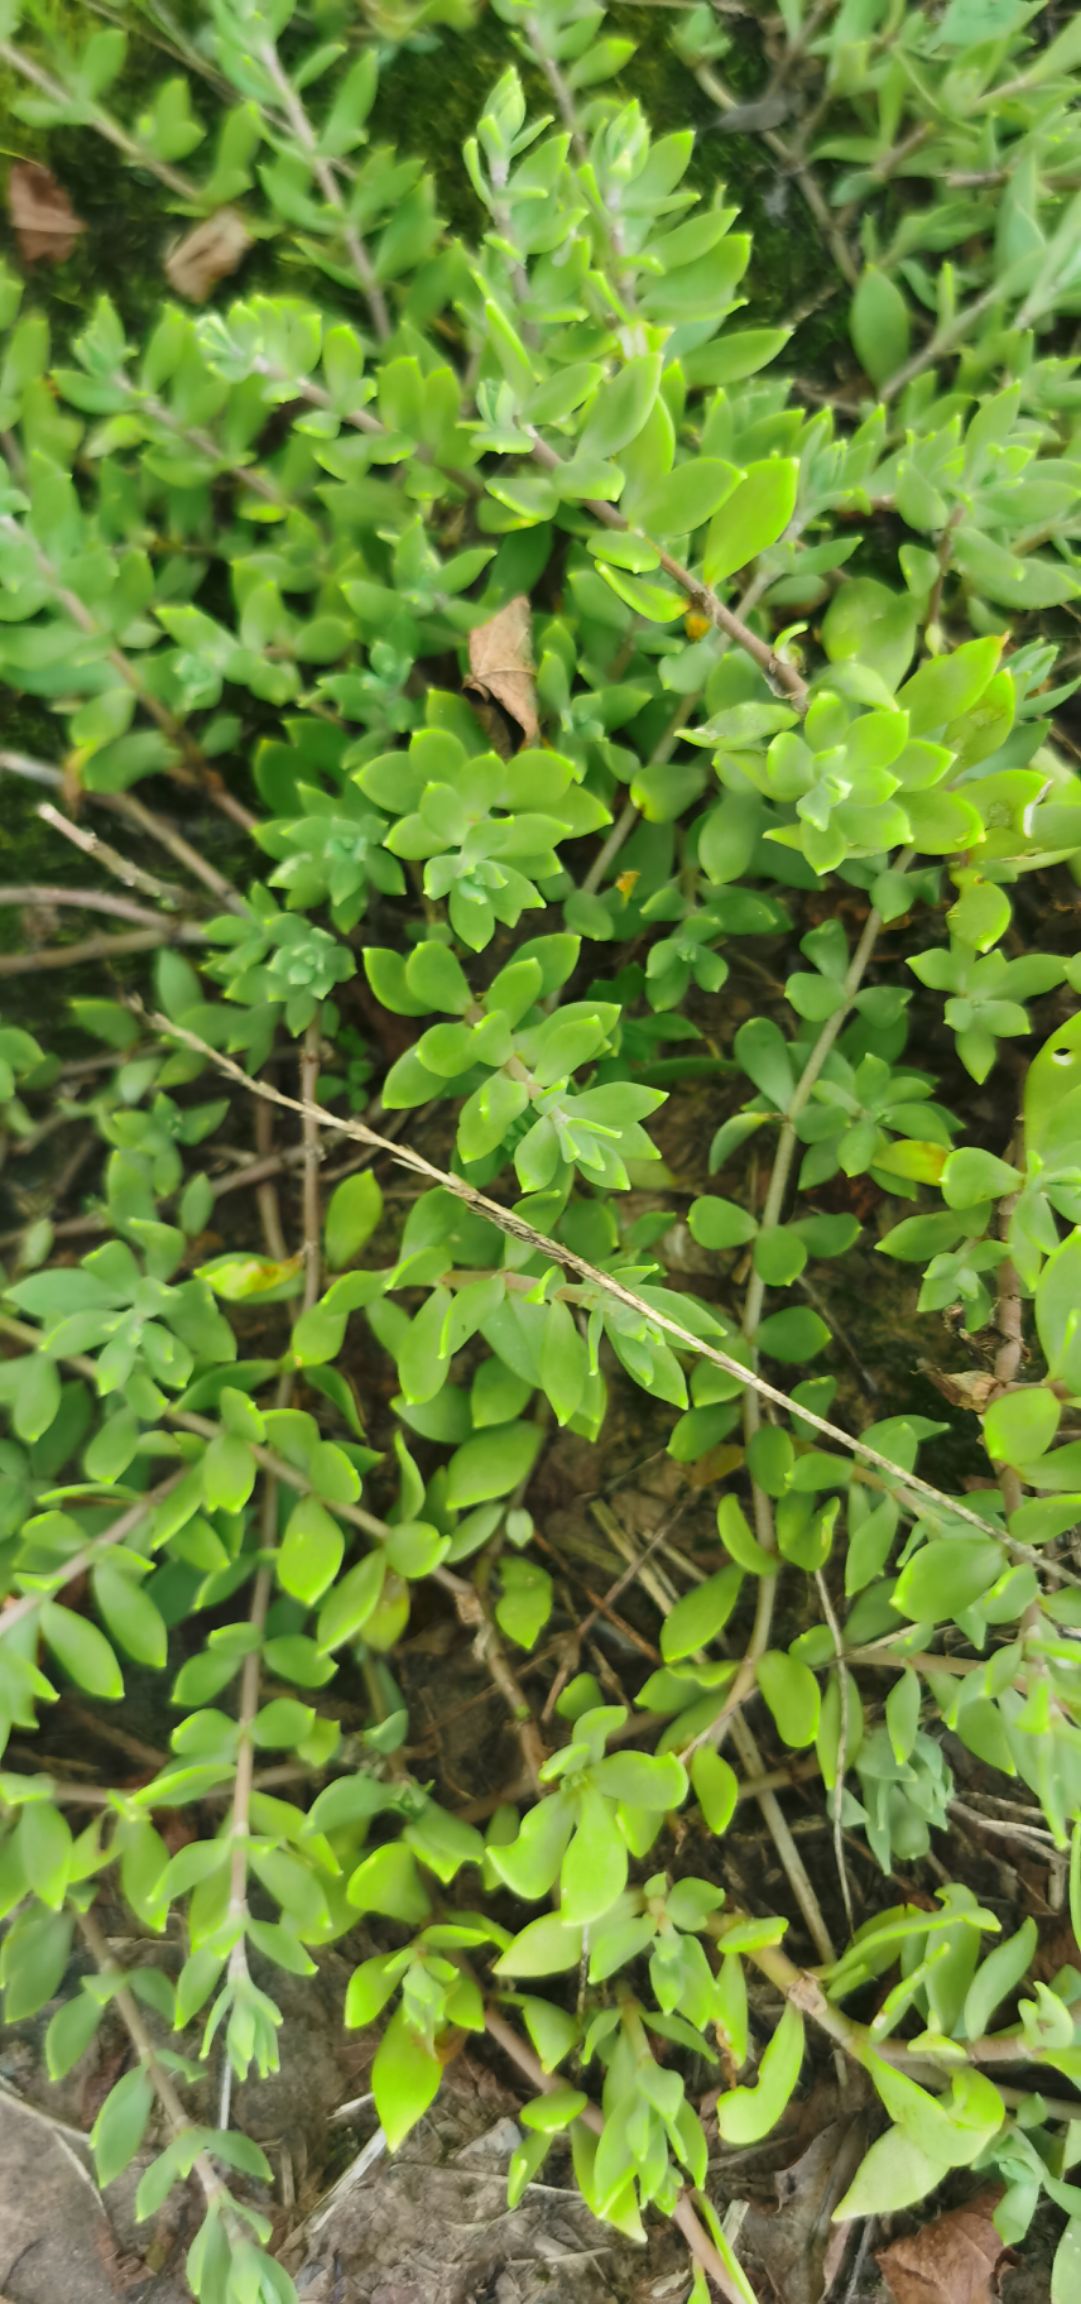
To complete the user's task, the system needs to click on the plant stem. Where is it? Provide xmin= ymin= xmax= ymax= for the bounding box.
xmin=36 ymin=803 xmax=179 ymax=909
xmin=528 ymin=435 xmax=810 ymax=709
xmin=76 ymin=1908 xmax=233 ymax=2213
xmin=0 ymin=755 xmax=246 ymax=912
xmin=693 ymin=59 xmax=858 ymax=288
xmin=0 ymin=923 xmax=208 ymax=979
xmin=300 ymin=1021 xmax=323 ymax=1315
xmin=257 ymin=42 xmax=391 ymax=342
xmin=129 ymin=1014 xmax=1075 ymax=1570
xmin=0 ymin=1476 xmax=183 ymax=1637
xmin=0 ymin=40 xmax=200 ymax=200
xmin=0 ymin=884 xmax=174 ymax=930
xmin=692 ymin=868 xmax=916 ymax=1763
xmin=880 ymin=280 xmax=1008 ymax=401
xmin=482 ymin=2006 xmax=748 ymax=2304
xmin=992 ymin=1168 xmax=1024 ymax=1522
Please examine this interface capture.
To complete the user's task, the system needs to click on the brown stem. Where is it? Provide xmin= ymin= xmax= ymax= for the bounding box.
xmin=0 ymin=923 xmax=208 ymax=979
xmin=0 ymin=884 xmax=170 ymax=930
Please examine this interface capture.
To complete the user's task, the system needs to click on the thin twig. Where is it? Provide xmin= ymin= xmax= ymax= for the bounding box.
xmin=0 ymin=923 xmax=208 ymax=979
xmin=1 ymin=752 xmax=244 ymax=911
xmin=0 ymin=884 xmax=171 ymax=929
xmin=35 ymin=804 xmax=179 ymax=908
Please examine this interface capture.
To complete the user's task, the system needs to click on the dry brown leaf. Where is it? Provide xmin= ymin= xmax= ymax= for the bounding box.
xmin=737 ymin=2113 xmax=866 ymax=2304
xmin=6 ymin=160 xmax=85 ymax=265
xmin=465 ymin=594 xmax=540 ymax=745
xmin=164 ymin=208 xmax=253 ymax=305
xmin=916 ymin=1362 xmax=1000 ymax=1412
xmin=877 ymin=2195 xmax=1007 ymax=2304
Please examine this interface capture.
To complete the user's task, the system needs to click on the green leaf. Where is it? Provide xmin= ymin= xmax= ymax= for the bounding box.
xmin=756 ymin=1651 xmax=820 ymax=1748
xmin=688 ymin=1196 xmax=757 ymax=1250
xmin=982 ymin=1387 xmax=1060 ymax=1468
xmin=1037 ymin=1232 xmax=1081 ymax=1394
xmin=91 ymin=2066 xmax=155 ymax=2187
xmin=371 ymin=2007 xmax=443 ymax=2150
xmin=560 ymin=1788 xmax=626 ymax=1924
xmin=703 ymin=458 xmax=799 ymax=586
xmin=69 ymin=998 xmax=140 ymax=1051
xmin=316 ymin=1551 xmax=386 ymax=1650
xmin=661 ymin=1567 xmax=743 ymax=1662
xmin=893 ymin=1537 xmax=1005 ymax=1622
xmin=201 ymin=1431 xmax=256 ymax=1513
xmin=715 ymin=2003 xmax=805 ymax=2143
xmin=278 ymin=1497 xmax=345 ymax=1605
xmin=46 ymin=1987 xmax=104 ymax=2082
xmin=324 ymin=1171 xmax=384 ymax=1269
xmin=40 ymin=1603 xmax=123 ymax=1700
xmin=445 ymin=1422 xmax=543 ymax=1507
xmin=494 ymin=1913 xmax=585 ymax=1976
xmin=593 ymin=1750 xmax=688 ymax=1809
xmin=1 ymin=1910 xmax=73 ymax=2021
xmin=1052 ymin=2219 xmax=1081 ymax=2304
xmin=16 ymin=1801 xmax=72 ymax=1909
xmin=12 ymin=1353 xmax=61 ymax=1444
xmin=822 ymin=579 xmax=917 ymax=691
xmin=539 ymin=1295 xmax=586 ymax=1425
xmin=580 ymin=354 xmax=661 ymax=457
xmin=598 ymin=564 xmax=685 ymax=622
xmin=345 ymin=1953 xmax=401 ymax=2028
xmin=834 ymin=2124 xmax=951 ymax=2221
xmin=93 ymin=1566 xmax=167 ymax=1670
xmin=941 ymin=1148 xmax=1021 ymax=1208
xmin=520 ymin=2085 xmax=588 ymax=2133
xmin=634 ymin=457 xmax=740 ymax=539
xmin=849 ymin=267 xmax=910 ymax=389
xmin=757 ymin=1306 xmax=831 ymax=1363
xmin=691 ymin=1748 xmax=739 ymax=1835
xmin=495 ymin=1556 xmax=553 ymax=1651
xmin=348 ymin=1843 xmax=431 ymax=1925
xmin=962 ymin=1918 xmax=1037 ymax=2040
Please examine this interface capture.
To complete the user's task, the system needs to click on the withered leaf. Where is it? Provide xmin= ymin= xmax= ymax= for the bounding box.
xmin=878 ymin=2195 xmax=1007 ymax=2304
xmin=164 ymin=209 xmax=253 ymax=305
xmin=916 ymin=1363 xmax=1000 ymax=1413
xmin=7 ymin=161 xmax=85 ymax=266
xmin=465 ymin=594 xmax=540 ymax=746
xmin=737 ymin=2111 xmax=866 ymax=2304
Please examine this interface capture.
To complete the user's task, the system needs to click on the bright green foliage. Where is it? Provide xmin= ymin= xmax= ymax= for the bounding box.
xmin=1 ymin=2 xmax=1081 ymax=2301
